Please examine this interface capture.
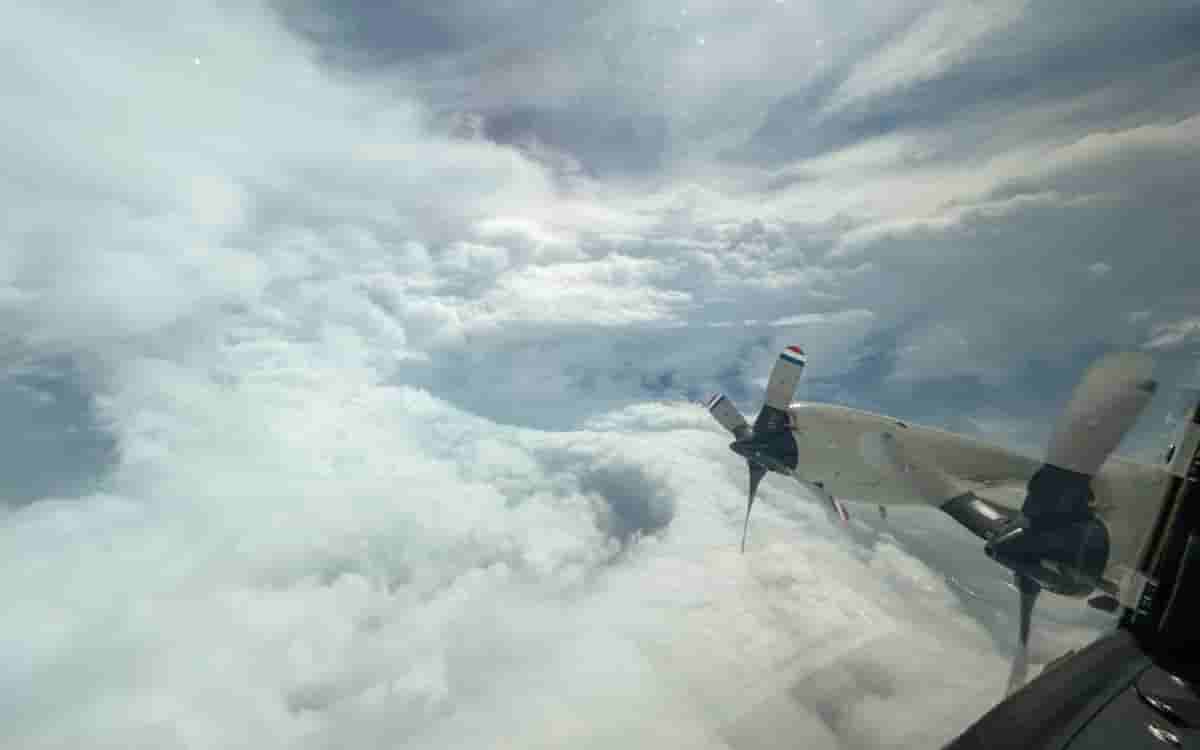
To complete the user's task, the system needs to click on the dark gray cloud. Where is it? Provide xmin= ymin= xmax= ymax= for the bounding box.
xmin=482 ymin=105 xmax=670 ymax=178
xmin=277 ymin=0 xmax=676 ymax=177
xmin=0 ymin=360 xmax=116 ymax=506
xmin=284 ymin=1 xmax=461 ymax=66
xmin=740 ymin=1 xmax=1200 ymax=163
xmin=274 ymin=0 xmax=929 ymax=173
xmin=277 ymin=0 xmax=1200 ymax=183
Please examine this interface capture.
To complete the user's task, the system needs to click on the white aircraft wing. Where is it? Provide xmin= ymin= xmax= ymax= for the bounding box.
xmin=788 ymin=402 xmax=1041 ymax=511
xmin=787 ymin=402 xmax=1169 ymax=578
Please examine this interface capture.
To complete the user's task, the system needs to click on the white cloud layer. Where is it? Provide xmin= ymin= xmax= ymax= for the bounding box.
xmin=6 ymin=381 xmax=1030 ymax=748
xmin=826 ymin=0 xmax=1028 ymax=113
xmin=4 ymin=0 xmax=1196 ymax=747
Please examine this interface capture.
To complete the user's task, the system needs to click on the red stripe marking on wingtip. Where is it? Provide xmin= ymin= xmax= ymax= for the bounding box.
xmin=786 ymin=345 xmax=804 ymax=354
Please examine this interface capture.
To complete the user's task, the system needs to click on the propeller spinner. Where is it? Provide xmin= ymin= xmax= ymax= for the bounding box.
xmin=704 ymin=346 xmax=807 ymax=551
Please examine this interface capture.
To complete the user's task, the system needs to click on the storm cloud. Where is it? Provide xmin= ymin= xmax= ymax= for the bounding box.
xmin=2 ymin=1 xmax=1198 ymax=748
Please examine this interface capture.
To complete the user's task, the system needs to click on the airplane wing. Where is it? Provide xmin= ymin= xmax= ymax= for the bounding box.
xmin=789 ymin=402 xmax=1042 ymax=511
xmin=857 ymin=424 xmax=1165 ymax=567
xmin=880 ymin=424 xmax=1169 ymax=578
xmin=795 ymin=405 xmax=1159 ymax=580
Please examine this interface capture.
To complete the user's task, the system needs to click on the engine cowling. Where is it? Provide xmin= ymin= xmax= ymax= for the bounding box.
xmin=985 ymin=514 xmax=1110 ymax=598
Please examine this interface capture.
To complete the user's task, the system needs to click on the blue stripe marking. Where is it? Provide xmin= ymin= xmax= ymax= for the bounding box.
xmin=780 ymin=351 xmax=806 ymax=366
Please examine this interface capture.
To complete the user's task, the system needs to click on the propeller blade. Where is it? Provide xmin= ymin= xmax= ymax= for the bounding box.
xmin=1046 ymin=352 xmax=1157 ymax=476
xmin=754 ymin=346 xmax=806 ymax=435
xmin=764 ymin=346 xmax=807 ymax=412
xmin=705 ymin=393 xmax=751 ymax=441
xmin=741 ymin=462 xmax=767 ymax=553
xmin=996 ymin=354 xmax=1152 ymax=697
xmin=1006 ymin=573 xmax=1041 ymax=696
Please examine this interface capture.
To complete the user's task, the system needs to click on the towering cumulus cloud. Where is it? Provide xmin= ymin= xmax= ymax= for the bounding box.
xmin=3 ymin=1 xmax=1197 ymax=747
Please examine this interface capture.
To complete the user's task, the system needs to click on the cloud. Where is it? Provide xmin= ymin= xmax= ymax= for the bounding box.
xmin=825 ymin=0 xmax=1029 ymax=113
xmin=276 ymin=0 xmax=937 ymax=170
xmin=3 ymin=1 xmax=1196 ymax=748
xmin=0 ymin=362 xmax=116 ymax=507
xmin=1147 ymin=317 xmax=1200 ymax=351
xmin=741 ymin=0 xmax=1200 ymax=165
xmin=3 ymin=364 xmax=1026 ymax=748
